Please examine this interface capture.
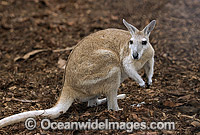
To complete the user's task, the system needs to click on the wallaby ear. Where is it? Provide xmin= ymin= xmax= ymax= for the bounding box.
xmin=143 ymin=20 xmax=156 ymax=36
xmin=123 ymin=19 xmax=139 ymax=36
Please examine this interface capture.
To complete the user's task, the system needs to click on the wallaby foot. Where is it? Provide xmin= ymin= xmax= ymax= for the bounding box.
xmin=87 ymin=94 xmax=126 ymax=107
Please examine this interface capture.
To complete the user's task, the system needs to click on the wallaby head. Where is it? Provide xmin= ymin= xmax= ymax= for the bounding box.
xmin=123 ymin=19 xmax=156 ymax=60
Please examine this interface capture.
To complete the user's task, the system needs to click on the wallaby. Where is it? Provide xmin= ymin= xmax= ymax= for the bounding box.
xmin=0 ymin=19 xmax=156 ymax=128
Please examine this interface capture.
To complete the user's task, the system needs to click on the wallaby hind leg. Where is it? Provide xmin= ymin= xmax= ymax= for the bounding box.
xmin=86 ymin=67 xmax=122 ymax=111
xmin=87 ymin=94 xmax=126 ymax=107
xmin=107 ymin=89 xmax=121 ymax=111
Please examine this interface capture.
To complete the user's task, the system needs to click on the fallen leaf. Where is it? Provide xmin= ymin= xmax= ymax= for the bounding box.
xmin=166 ymin=90 xmax=185 ymax=96
xmin=162 ymin=130 xmax=175 ymax=134
xmin=196 ymin=132 xmax=200 ymax=135
xmin=161 ymin=112 xmax=168 ymax=120
xmin=14 ymin=49 xmax=49 ymax=61
xmin=178 ymin=94 xmax=191 ymax=101
xmin=191 ymin=121 xmax=200 ymax=127
xmin=111 ymin=15 xmax=118 ymax=20
xmin=83 ymin=112 xmax=90 ymax=117
xmin=177 ymin=106 xmax=199 ymax=115
xmin=174 ymin=102 xmax=184 ymax=107
xmin=58 ymin=58 xmax=67 ymax=69
xmin=163 ymin=100 xmax=184 ymax=107
xmin=131 ymin=113 xmax=142 ymax=122
xmin=67 ymin=20 xmax=76 ymax=26
xmin=8 ymin=86 xmax=17 ymax=90
xmin=1 ymin=1 xmax=9 ymax=5
xmin=163 ymin=100 xmax=175 ymax=107
xmin=5 ymin=98 xmax=12 ymax=101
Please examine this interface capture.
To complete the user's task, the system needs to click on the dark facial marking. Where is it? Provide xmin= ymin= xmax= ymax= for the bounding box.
xmin=142 ymin=40 xmax=147 ymax=45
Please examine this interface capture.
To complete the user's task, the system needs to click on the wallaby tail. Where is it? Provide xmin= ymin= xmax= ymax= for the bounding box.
xmin=0 ymin=88 xmax=74 ymax=128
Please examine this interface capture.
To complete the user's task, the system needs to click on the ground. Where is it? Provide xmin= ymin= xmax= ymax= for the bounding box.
xmin=0 ymin=0 xmax=200 ymax=134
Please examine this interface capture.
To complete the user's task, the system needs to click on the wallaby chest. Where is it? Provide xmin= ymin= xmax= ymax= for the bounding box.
xmin=134 ymin=46 xmax=154 ymax=71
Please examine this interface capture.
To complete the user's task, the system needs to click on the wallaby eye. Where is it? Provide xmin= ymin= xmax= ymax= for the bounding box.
xmin=142 ymin=40 xmax=147 ymax=45
xmin=142 ymin=38 xmax=147 ymax=45
xmin=129 ymin=40 xmax=133 ymax=44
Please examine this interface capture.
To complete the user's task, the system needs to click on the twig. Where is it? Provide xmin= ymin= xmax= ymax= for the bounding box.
xmin=11 ymin=97 xmax=39 ymax=103
xmin=14 ymin=46 xmax=75 ymax=62
xmin=53 ymin=46 xmax=75 ymax=53
xmin=108 ymin=113 xmax=119 ymax=120
xmin=180 ymin=114 xmax=200 ymax=122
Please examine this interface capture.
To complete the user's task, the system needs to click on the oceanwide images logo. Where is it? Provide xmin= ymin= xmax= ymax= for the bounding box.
xmin=25 ymin=118 xmax=175 ymax=132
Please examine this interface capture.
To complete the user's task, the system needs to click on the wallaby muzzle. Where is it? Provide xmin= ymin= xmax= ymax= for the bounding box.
xmin=133 ymin=52 xmax=139 ymax=59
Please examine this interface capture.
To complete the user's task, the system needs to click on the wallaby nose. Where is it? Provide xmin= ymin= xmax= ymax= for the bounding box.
xmin=133 ymin=53 xmax=139 ymax=59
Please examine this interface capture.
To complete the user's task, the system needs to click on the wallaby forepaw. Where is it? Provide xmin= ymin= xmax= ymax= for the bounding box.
xmin=139 ymin=84 xmax=146 ymax=88
xmin=139 ymin=81 xmax=145 ymax=88
xmin=117 ymin=108 xmax=123 ymax=111
xmin=108 ymin=107 xmax=122 ymax=111
xmin=147 ymin=80 xmax=152 ymax=86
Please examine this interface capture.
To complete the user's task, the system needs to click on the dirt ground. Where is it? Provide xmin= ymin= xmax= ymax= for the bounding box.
xmin=0 ymin=0 xmax=199 ymax=134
